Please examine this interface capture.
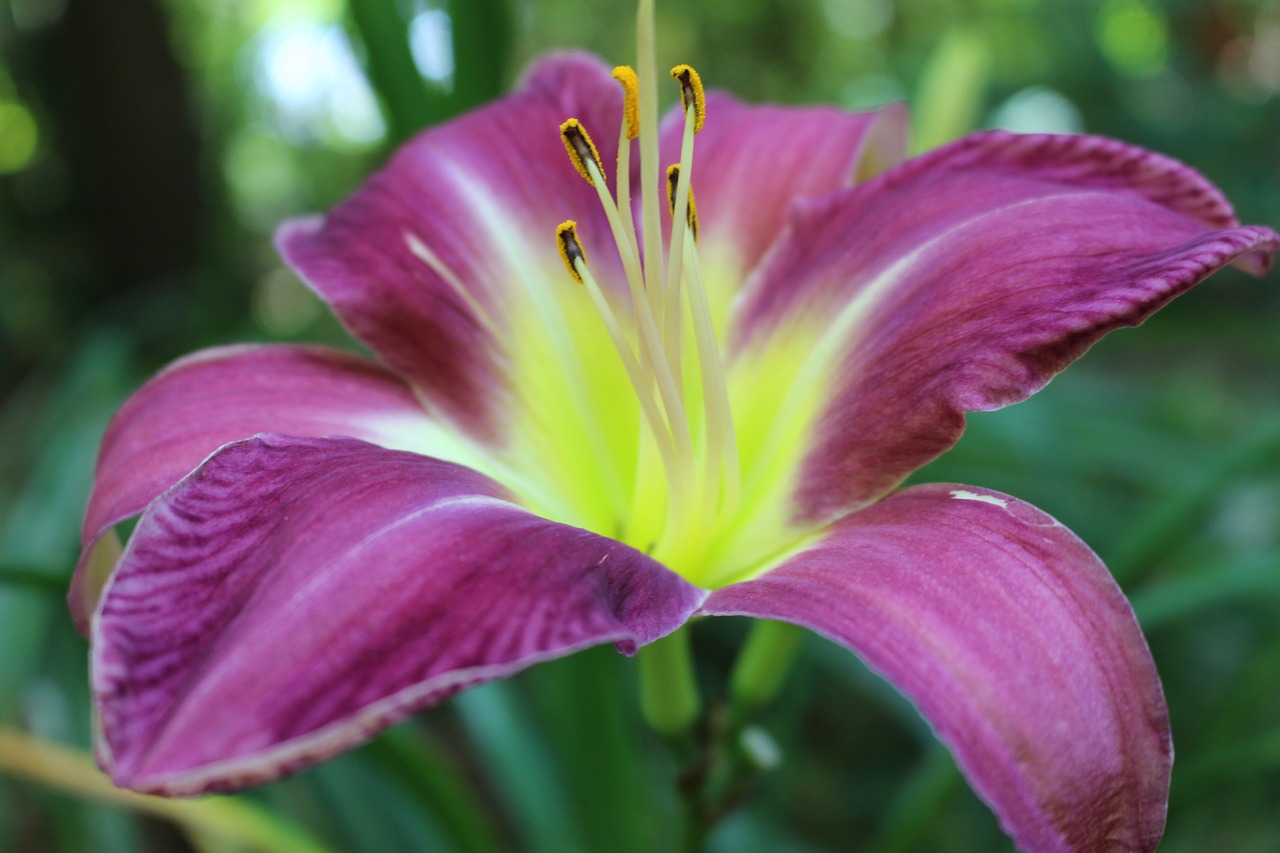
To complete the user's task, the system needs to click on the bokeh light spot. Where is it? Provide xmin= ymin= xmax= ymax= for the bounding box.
xmin=991 ymin=86 xmax=1083 ymax=134
xmin=0 ymin=101 xmax=39 ymax=174
xmin=821 ymin=0 xmax=893 ymax=41
xmin=1096 ymin=0 xmax=1168 ymax=79
xmin=224 ymin=130 xmax=301 ymax=229
xmin=10 ymin=0 xmax=66 ymax=32
xmin=840 ymin=73 xmax=906 ymax=110
xmin=253 ymin=20 xmax=385 ymax=146
xmin=1248 ymin=23 xmax=1280 ymax=93
xmin=253 ymin=267 xmax=324 ymax=336
xmin=409 ymin=9 xmax=454 ymax=85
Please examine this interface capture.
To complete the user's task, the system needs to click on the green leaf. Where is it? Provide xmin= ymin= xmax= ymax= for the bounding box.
xmin=345 ymin=0 xmax=442 ymax=145
xmin=446 ymin=0 xmax=513 ymax=113
xmin=1109 ymin=416 xmax=1280 ymax=584
xmin=1132 ymin=555 xmax=1280 ymax=630
xmin=867 ymin=743 xmax=962 ymax=853
xmin=454 ymin=681 xmax=587 ymax=853
xmin=365 ymin=724 xmax=507 ymax=853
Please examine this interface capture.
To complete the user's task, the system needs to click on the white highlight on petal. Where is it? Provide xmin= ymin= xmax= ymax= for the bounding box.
xmin=949 ymin=489 xmax=1008 ymax=508
xmin=403 ymin=231 xmax=501 ymax=336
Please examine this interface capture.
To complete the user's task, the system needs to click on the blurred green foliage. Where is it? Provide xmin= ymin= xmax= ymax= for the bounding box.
xmin=1 ymin=0 xmax=1277 ymax=850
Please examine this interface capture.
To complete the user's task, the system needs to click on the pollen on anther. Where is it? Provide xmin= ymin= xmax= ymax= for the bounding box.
xmin=670 ymin=65 xmax=705 ymax=133
xmin=666 ymin=164 xmax=700 ymax=242
xmin=612 ymin=66 xmax=641 ymax=140
xmin=556 ymin=221 xmax=587 ymax=284
xmin=559 ymin=118 xmax=604 ymax=185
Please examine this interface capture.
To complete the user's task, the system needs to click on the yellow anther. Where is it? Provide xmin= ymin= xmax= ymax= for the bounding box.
xmin=556 ymin=220 xmax=587 ymax=284
xmin=560 ymin=118 xmax=604 ymax=185
xmin=666 ymin=164 xmax=699 ymax=242
xmin=670 ymin=65 xmax=705 ymax=133
xmin=612 ymin=66 xmax=641 ymax=140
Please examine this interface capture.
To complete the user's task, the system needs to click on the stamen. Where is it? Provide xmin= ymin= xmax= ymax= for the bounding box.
xmin=661 ymin=66 xmax=705 ymax=377
xmin=666 ymin=166 xmax=737 ymax=517
xmin=537 ymin=222 xmax=632 ymax=520
xmin=612 ymin=66 xmax=641 ymax=141
xmin=670 ymin=65 xmax=706 ymax=134
xmin=559 ymin=119 xmax=604 ymax=186
xmin=555 ymin=221 xmax=687 ymax=531
xmin=550 ymin=8 xmax=740 ymax=567
xmin=556 ymin=220 xmax=588 ymax=283
xmin=682 ymin=229 xmax=740 ymax=516
xmin=663 ymin=161 xmax=688 ymax=379
xmin=666 ymin=165 xmax=699 ymax=242
xmin=558 ymin=116 xmax=695 ymax=488
xmin=611 ymin=67 xmax=640 ymax=260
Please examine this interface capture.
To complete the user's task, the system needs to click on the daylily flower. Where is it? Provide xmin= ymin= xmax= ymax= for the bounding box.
xmin=74 ymin=28 xmax=1276 ymax=853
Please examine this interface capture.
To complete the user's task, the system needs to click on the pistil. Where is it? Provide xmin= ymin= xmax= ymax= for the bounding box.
xmin=636 ymin=0 xmax=666 ymax=331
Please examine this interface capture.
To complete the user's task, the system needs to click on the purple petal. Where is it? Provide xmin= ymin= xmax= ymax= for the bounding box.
xmin=92 ymin=434 xmax=705 ymax=795
xmin=729 ymin=131 xmax=1278 ymax=522
xmin=658 ymin=95 xmax=908 ymax=279
xmin=702 ymin=483 xmax=1170 ymax=853
xmin=72 ymin=344 xmax=443 ymax=632
xmin=277 ymin=53 xmax=628 ymax=443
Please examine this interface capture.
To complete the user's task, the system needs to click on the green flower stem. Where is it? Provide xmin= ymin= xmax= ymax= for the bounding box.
xmin=672 ymin=708 xmax=781 ymax=852
xmin=638 ymin=628 xmax=701 ymax=741
xmin=729 ymin=620 xmax=805 ymax=721
xmin=678 ymin=788 xmax=710 ymax=853
xmin=0 ymin=729 xmax=332 ymax=853
xmin=641 ymin=623 xmax=805 ymax=849
xmin=659 ymin=621 xmax=804 ymax=850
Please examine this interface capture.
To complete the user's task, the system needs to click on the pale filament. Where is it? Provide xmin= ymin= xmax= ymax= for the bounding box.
xmin=578 ymin=154 xmax=695 ymax=479
xmin=681 ymin=225 xmax=741 ymax=519
xmin=570 ymin=244 xmax=688 ymax=526
xmin=663 ymin=69 xmax=702 ymax=384
xmin=554 ymin=22 xmax=736 ymax=562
